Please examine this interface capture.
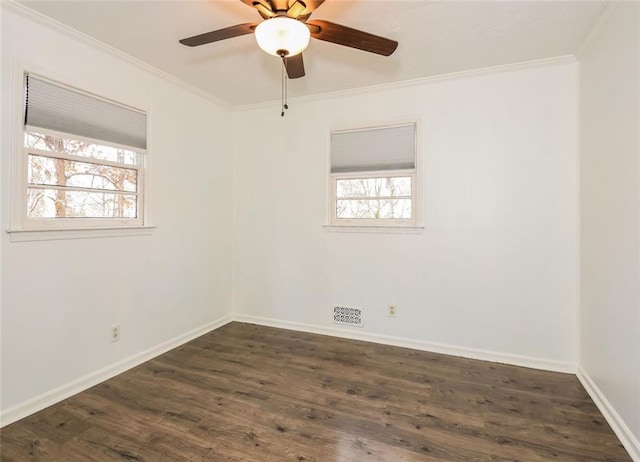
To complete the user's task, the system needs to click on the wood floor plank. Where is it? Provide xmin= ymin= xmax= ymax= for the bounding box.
xmin=0 ymin=322 xmax=632 ymax=461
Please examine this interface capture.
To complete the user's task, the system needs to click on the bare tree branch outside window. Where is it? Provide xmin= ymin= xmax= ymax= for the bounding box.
xmin=25 ymin=132 xmax=140 ymax=219
xmin=336 ymin=176 xmax=412 ymax=220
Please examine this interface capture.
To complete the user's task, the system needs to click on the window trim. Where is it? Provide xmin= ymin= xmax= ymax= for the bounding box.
xmin=330 ymin=170 xmax=417 ymax=227
xmin=326 ymin=120 xmax=421 ymax=229
xmin=22 ymin=137 xmax=144 ymax=230
xmin=8 ymin=62 xmax=154 ymax=240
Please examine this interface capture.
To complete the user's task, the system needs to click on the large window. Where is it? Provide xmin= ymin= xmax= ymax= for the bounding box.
xmin=329 ymin=123 xmax=418 ymax=226
xmin=18 ymin=73 xmax=147 ymax=230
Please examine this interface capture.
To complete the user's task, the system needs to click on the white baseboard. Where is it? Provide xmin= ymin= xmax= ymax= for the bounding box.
xmin=15 ymin=309 xmax=640 ymax=462
xmin=0 ymin=314 xmax=234 ymax=428
xmin=233 ymin=314 xmax=576 ymax=374
xmin=577 ymin=367 xmax=640 ymax=461
xmin=238 ymin=315 xmax=640 ymax=460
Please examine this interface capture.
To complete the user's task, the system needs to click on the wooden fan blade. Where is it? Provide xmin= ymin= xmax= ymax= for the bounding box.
xmin=306 ymin=20 xmax=398 ymax=56
xmin=179 ymin=23 xmax=257 ymax=47
xmin=285 ymin=54 xmax=305 ymax=79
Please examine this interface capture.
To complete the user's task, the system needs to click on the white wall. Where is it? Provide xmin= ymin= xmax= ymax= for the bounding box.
xmin=8 ymin=3 xmax=627 ymax=445
xmin=579 ymin=2 xmax=640 ymax=455
xmin=0 ymin=6 xmax=234 ymax=422
xmin=233 ymin=61 xmax=580 ymax=368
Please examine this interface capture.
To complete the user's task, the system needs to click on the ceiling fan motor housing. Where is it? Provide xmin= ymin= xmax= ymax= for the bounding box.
xmin=179 ymin=0 xmax=399 ymax=80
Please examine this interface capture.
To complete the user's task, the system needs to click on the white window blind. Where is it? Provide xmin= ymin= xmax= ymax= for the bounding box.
xmin=330 ymin=123 xmax=416 ymax=173
xmin=24 ymin=74 xmax=147 ymax=151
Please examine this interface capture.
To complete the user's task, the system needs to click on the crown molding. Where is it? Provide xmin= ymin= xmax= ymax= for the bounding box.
xmin=2 ymin=0 xmax=579 ymax=114
xmin=234 ymin=54 xmax=578 ymax=112
xmin=1 ymin=0 xmax=234 ymax=111
xmin=575 ymin=2 xmax=615 ymax=58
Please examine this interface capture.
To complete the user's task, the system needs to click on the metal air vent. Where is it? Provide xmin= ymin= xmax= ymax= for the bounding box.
xmin=333 ymin=306 xmax=363 ymax=327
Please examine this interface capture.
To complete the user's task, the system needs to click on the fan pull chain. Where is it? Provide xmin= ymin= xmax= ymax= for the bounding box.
xmin=285 ymin=61 xmax=289 ymax=110
xmin=280 ymin=54 xmax=289 ymax=117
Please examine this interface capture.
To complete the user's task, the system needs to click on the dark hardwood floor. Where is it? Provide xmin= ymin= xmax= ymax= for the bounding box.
xmin=0 ymin=322 xmax=631 ymax=461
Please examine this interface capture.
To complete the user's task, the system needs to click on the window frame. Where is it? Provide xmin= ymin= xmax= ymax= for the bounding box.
xmin=22 ymin=128 xmax=145 ymax=230
xmin=327 ymin=121 xmax=421 ymax=229
xmin=8 ymin=64 xmax=153 ymax=240
xmin=330 ymin=170 xmax=417 ymax=227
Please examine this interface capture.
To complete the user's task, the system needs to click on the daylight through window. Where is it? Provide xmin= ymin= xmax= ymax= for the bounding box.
xmin=330 ymin=123 xmax=417 ymax=226
xmin=25 ymin=132 xmax=141 ymax=220
xmin=20 ymin=74 xmax=147 ymax=228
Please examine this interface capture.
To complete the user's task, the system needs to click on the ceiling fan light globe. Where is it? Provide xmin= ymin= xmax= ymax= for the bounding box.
xmin=255 ymin=17 xmax=310 ymax=57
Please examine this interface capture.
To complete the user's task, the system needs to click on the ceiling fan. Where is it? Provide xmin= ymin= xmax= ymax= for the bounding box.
xmin=179 ymin=0 xmax=398 ymax=79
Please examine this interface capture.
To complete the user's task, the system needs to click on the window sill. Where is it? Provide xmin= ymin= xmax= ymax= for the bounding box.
xmin=323 ymin=225 xmax=424 ymax=235
xmin=6 ymin=226 xmax=155 ymax=242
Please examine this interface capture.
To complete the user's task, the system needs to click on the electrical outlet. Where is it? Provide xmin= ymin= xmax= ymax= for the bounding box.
xmin=388 ymin=305 xmax=397 ymax=318
xmin=110 ymin=324 xmax=120 ymax=343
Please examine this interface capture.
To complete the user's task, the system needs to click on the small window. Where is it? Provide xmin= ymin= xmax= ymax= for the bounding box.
xmin=329 ymin=123 xmax=417 ymax=226
xmin=18 ymin=74 xmax=147 ymax=229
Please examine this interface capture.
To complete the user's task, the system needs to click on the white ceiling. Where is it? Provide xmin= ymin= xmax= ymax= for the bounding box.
xmin=18 ymin=0 xmax=607 ymax=106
